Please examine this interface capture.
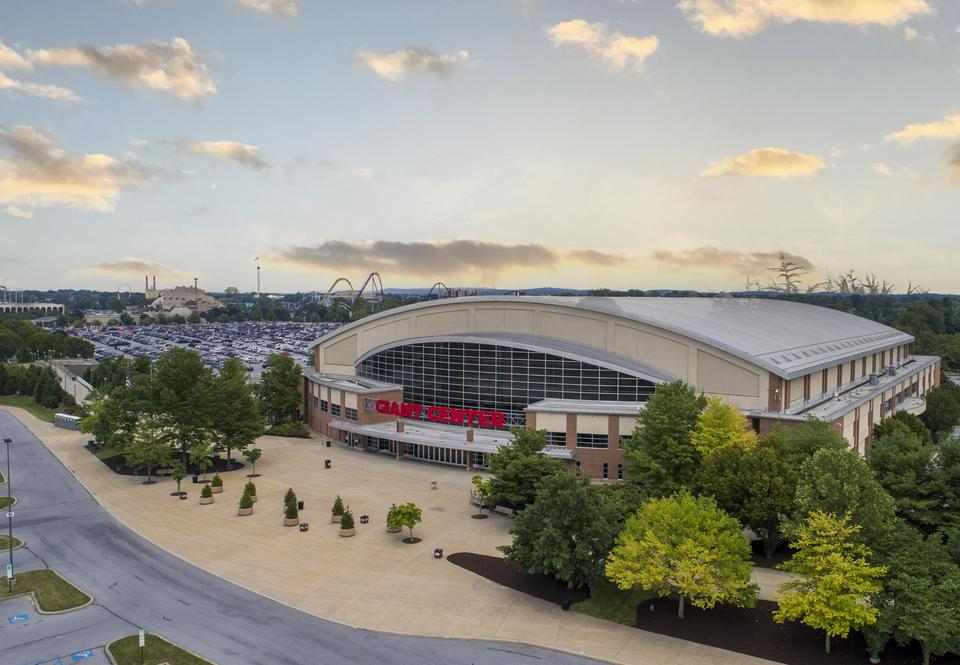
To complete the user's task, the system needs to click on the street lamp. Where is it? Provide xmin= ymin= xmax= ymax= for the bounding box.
xmin=4 ymin=437 xmax=12 ymax=593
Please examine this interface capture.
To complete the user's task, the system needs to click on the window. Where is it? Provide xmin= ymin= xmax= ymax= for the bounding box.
xmin=602 ymin=463 xmax=608 ymax=479
xmin=345 ymin=407 xmax=358 ymax=421
xmin=320 ymin=400 xmax=328 ymax=412
xmin=617 ymin=463 xmax=624 ymax=480
xmin=544 ymin=431 xmax=566 ymax=447
xmin=358 ymin=341 xmax=655 ymax=428
xmin=330 ymin=404 xmax=341 ymax=417
xmin=576 ymin=432 xmax=608 ymax=448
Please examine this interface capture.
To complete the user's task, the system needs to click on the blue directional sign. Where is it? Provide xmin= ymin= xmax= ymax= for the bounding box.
xmin=71 ymin=649 xmax=94 ymax=661
xmin=7 ymin=612 xmax=29 ymax=624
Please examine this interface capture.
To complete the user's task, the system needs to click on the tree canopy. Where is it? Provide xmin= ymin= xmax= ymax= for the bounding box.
xmin=690 ymin=397 xmax=756 ymax=456
xmin=258 ymin=353 xmax=302 ymax=425
xmin=488 ymin=429 xmax=565 ymax=511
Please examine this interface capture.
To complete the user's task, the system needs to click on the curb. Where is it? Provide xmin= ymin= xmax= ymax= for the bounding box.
xmin=3 ymin=568 xmax=95 ymax=615
xmin=105 ymin=632 xmax=216 ymax=665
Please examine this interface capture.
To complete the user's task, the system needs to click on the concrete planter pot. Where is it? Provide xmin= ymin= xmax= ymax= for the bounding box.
xmin=199 ymin=496 xmax=214 ymax=505
xmin=238 ymin=507 xmax=254 ymax=516
xmin=211 ymin=486 xmax=223 ymax=494
xmin=331 ymin=514 xmax=343 ymax=524
xmin=283 ymin=517 xmax=300 ymax=527
xmin=387 ymin=526 xmax=402 ymax=534
xmin=339 ymin=528 xmax=356 ymax=538
xmin=249 ymin=494 xmax=257 ymax=504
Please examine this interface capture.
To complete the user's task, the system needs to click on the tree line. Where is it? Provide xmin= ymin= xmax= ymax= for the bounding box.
xmin=491 ymin=380 xmax=960 ymax=663
xmin=0 ymin=319 xmax=94 ymax=362
xmin=81 ymin=349 xmax=305 ymax=479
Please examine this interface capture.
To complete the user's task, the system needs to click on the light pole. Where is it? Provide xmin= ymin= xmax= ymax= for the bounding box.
xmin=4 ymin=437 xmax=12 ymax=593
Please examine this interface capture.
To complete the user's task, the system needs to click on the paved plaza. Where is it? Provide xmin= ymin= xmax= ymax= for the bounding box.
xmin=3 ymin=406 xmax=786 ymax=665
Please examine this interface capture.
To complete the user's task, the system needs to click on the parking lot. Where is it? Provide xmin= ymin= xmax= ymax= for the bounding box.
xmin=71 ymin=321 xmax=340 ymax=375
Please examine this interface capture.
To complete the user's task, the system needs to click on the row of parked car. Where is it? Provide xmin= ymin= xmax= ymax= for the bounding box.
xmin=72 ymin=321 xmax=341 ymax=374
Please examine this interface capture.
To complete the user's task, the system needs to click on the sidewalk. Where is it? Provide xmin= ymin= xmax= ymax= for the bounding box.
xmin=2 ymin=406 xmax=784 ymax=665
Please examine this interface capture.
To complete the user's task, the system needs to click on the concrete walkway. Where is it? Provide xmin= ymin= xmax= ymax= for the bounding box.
xmin=2 ymin=406 xmax=785 ymax=665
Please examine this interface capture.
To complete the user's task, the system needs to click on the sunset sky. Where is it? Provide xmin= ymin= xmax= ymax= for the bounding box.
xmin=2 ymin=0 xmax=960 ymax=293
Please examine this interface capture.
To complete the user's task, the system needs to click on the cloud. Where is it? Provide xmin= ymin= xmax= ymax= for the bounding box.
xmin=0 ymin=72 xmax=80 ymax=102
xmin=678 ymin=0 xmax=931 ymax=38
xmin=189 ymin=141 xmax=268 ymax=170
xmin=0 ymin=125 xmax=152 ymax=212
xmin=272 ymin=240 xmax=626 ymax=277
xmin=4 ymin=206 xmax=32 ymax=220
xmin=547 ymin=19 xmax=658 ymax=69
xmin=949 ymin=145 xmax=960 ymax=178
xmin=0 ymin=41 xmax=31 ymax=70
xmin=702 ymin=147 xmax=825 ymax=178
xmin=653 ymin=247 xmax=815 ymax=275
xmin=29 ymin=37 xmax=216 ymax=101
xmin=356 ymin=48 xmax=469 ymax=81
xmin=885 ymin=113 xmax=960 ymax=144
xmin=237 ymin=0 xmax=298 ymax=16
xmin=872 ymin=162 xmax=893 ymax=176
xmin=92 ymin=258 xmax=186 ymax=278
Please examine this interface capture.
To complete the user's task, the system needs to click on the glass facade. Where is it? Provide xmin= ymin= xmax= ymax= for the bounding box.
xmin=358 ymin=341 xmax=655 ymax=427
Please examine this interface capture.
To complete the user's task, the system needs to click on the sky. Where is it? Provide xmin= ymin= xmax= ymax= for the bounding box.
xmin=2 ymin=0 xmax=960 ymax=294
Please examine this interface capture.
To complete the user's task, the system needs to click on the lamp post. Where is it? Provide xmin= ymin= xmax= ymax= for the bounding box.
xmin=4 ymin=437 xmax=12 ymax=593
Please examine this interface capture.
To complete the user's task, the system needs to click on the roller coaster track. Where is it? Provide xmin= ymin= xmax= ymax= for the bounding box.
xmin=427 ymin=282 xmax=449 ymax=299
xmin=312 ymin=272 xmax=385 ymax=306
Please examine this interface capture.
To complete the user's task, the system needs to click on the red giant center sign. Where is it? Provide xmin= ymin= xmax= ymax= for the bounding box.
xmin=375 ymin=400 xmax=507 ymax=429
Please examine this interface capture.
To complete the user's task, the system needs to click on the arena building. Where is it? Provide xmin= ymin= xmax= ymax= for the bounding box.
xmin=304 ymin=296 xmax=941 ymax=479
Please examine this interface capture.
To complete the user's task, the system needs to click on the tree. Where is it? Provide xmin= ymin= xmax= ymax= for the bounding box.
xmin=504 ymin=474 xmax=624 ymax=589
xmin=871 ymin=411 xmax=932 ymax=445
xmin=258 ymin=354 xmax=302 ymax=425
xmin=471 ymin=475 xmax=494 ymax=517
xmin=391 ymin=502 xmax=422 ymax=542
xmin=211 ymin=358 xmax=263 ymax=464
xmin=696 ymin=436 xmax=794 ymax=558
xmin=792 ymin=448 xmax=897 ymax=549
xmin=690 ymin=397 xmax=756 ymax=456
xmin=764 ymin=420 xmax=848 ymax=470
xmin=151 ymin=348 xmax=214 ymax=467
xmin=126 ymin=414 xmax=174 ymax=484
xmin=623 ymin=381 xmax=707 ymax=496
xmin=605 ymin=492 xmax=757 ymax=619
xmin=488 ymin=429 xmax=565 ymax=511
xmin=187 ymin=431 xmax=215 ymax=480
xmin=868 ymin=428 xmax=942 ymax=534
xmin=244 ymin=447 xmax=262 ymax=477
xmin=921 ymin=381 xmax=960 ymax=441
xmin=172 ymin=463 xmax=186 ymax=497
xmin=774 ymin=512 xmax=886 ymax=655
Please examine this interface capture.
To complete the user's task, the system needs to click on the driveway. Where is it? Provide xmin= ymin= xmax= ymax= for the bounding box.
xmin=0 ymin=410 xmax=611 ymax=665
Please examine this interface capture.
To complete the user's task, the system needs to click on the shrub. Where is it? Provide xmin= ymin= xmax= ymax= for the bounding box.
xmin=201 ymin=484 xmax=213 ymax=499
xmin=266 ymin=421 xmax=310 ymax=438
xmin=284 ymin=488 xmax=297 ymax=509
xmin=332 ymin=495 xmax=345 ymax=516
xmin=245 ymin=481 xmax=256 ymax=496
xmin=211 ymin=474 xmax=223 ymax=488
xmin=239 ymin=492 xmax=253 ymax=510
xmin=340 ymin=510 xmax=355 ymax=530
xmin=285 ymin=500 xmax=298 ymax=520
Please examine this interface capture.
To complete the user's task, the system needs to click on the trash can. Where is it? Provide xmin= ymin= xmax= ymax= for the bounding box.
xmin=324 ymin=460 xmax=331 ymax=469
xmin=298 ymin=500 xmax=304 ymax=510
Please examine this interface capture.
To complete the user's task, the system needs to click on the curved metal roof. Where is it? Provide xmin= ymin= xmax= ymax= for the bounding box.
xmin=311 ymin=296 xmax=914 ymax=379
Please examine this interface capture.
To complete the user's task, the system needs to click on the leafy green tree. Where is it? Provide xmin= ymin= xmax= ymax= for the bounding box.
xmin=258 ymin=353 xmax=302 ymax=425
xmin=605 ymin=492 xmax=757 ymax=619
xmin=126 ymin=414 xmax=174 ymax=484
xmin=764 ymin=420 xmax=848 ymax=470
xmin=871 ymin=411 xmax=932 ymax=445
xmin=471 ymin=475 xmax=494 ymax=516
xmin=696 ymin=436 xmax=793 ymax=559
xmin=791 ymin=448 xmax=897 ymax=549
xmin=391 ymin=502 xmax=423 ymax=542
xmin=623 ymin=381 xmax=707 ymax=496
xmin=244 ymin=447 xmax=262 ymax=477
xmin=690 ymin=397 xmax=756 ymax=456
xmin=151 ymin=348 xmax=214 ymax=467
xmin=212 ymin=358 xmax=263 ymax=464
xmin=774 ymin=511 xmax=886 ymax=655
xmin=504 ymin=474 xmax=623 ymax=589
xmin=488 ymin=429 xmax=565 ymax=511
xmin=921 ymin=381 xmax=960 ymax=441
xmin=187 ymin=431 xmax=216 ymax=480
xmin=868 ymin=428 xmax=942 ymax=533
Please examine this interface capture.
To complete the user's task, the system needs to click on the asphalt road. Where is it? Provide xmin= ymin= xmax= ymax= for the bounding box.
xmin=0 ymin=411 xmax=609 ymax=665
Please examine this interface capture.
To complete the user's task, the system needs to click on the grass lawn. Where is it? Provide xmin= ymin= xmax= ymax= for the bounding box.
xmin=0 ymin=535 xmax=22 ymax=550
xmin=0 ymin=395 xmax=56 ymax=423
xmin=108 ymin=634 xmax=213 ymax=665
xmin=573 ymin=578 xmax=655 ymax=626
xmin=0 ymin=569 xmax=90 ymax=612
xmin=0 ymin=496 xmax=13 ymax=509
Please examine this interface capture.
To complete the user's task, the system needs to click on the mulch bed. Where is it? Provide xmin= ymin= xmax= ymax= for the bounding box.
xmin=635 ymin=599 xmax=960 ymax=665
xmin=86 ymin=444 xmax=244 ymax=476
xmin=447 ymin=552 xmax=588 ymax=607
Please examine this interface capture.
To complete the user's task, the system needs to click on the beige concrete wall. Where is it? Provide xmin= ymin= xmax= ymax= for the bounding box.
xmin=576 ymin=414 xmax=609 ymax=434
xmin=315 ymin=300 xmax=770 ymax=410
xmin=619 ymin=416 xmax=637 ymax=436
xmin=535 ymin=413 xmax=567 ymax=432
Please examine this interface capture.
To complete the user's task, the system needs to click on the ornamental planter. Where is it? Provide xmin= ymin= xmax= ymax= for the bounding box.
xmin=283 ymin=517 xmax=300 ymax=527
xmin=211 ymin=485 xmax=223 ymax=494
xmin=250 ymin=494 xmax=257 ymax=503
xmin=331 ymin=514 xmax=342 ymax=524
xmin=238 ymin=506 xmax=254 ymax=516
xmin=199 ymin=496 xmax=214 ymax=505
xmin=339 ymin=528 xmax=356 ymax=538
xmin=387 ymin=525 xmax=401 ymax=534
